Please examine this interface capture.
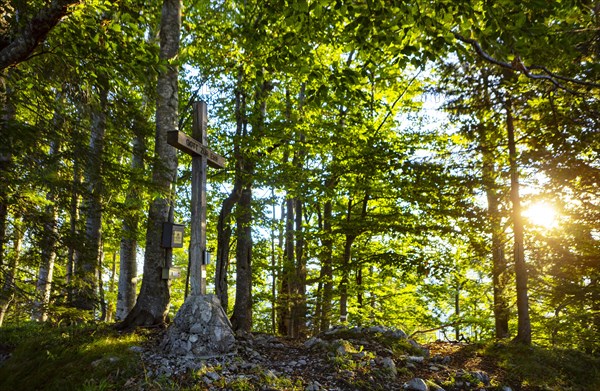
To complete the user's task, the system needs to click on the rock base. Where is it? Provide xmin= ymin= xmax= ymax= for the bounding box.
xmin=161 ymin=294 xmax=236 ymax=357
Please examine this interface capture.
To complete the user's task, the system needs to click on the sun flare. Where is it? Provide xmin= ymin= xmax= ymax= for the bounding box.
xmin=523 ymin=201 xmax=558 ymax=229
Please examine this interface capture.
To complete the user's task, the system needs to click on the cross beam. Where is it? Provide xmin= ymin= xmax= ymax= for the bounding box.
xmin=167 ymin=101 xmax=225 ymax=295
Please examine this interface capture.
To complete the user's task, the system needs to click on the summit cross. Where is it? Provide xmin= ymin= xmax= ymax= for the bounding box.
xmin=167 ymin=101 xmax=225 ymax=295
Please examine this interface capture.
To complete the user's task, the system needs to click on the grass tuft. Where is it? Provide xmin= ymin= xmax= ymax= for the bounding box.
xmin=0 ymin=322 xmax=146 ymax=391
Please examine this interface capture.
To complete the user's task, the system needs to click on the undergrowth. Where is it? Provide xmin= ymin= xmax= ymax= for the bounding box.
xmin=0 ymin=322 xmax=147 ymax=391
xmin=483 ymin=342 xmax=600 ymax=391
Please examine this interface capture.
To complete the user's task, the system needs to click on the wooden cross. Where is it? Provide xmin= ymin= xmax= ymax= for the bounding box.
xmin=167 ymin=101 xmax=225 ymax=295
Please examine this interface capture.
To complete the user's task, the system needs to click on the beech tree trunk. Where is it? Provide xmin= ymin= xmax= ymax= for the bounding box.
xmin=278 ymin=197 xmax=294 ymax=335
xmin=339 ymin=192 xmax=368 ymax=323
xmin=32 ymin=158 xmax=59 ymax=321
xmin=0 ymin=72 xmax=14 ymax=278
xmin=0 ymin=218 xmax=22 ymax=326
xmin=118 ymin=0 xmax=180 ymax=329
xmin=32 ymin=100 xmax=63 ymax=322
xmin=483 ymin=146 xmax=510 ymax=339
xmin=116 ymin=128 xmax=146 ymax=320
xmin=319 ymin=199 xmax=334 ymax=331
xmin=291 ymin=198 xmax=306 ymax=337
xmin=215 ymin=69 xmax=245 ymax=311
xmin=66 ymin=130 xmax=82 ymax=300
xmin=506 ymin=99 xmax=531 ymax=345
xmin=231 ymin=186 xmax=253 ymax=332
xmin=73 ymin=76 xmax=108 ymax=313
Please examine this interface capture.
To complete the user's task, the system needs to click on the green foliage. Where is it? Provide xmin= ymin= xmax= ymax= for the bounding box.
xmin=1 ymin=0 xmax=599 ymax=361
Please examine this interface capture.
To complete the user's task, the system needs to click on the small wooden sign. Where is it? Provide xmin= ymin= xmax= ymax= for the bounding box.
xmin=162 ymin=267 xmax=182 ymax=280
xmin=161 ymin=222 xmax=185 ymax=248
xmin=167 ymin=131 xmax=226 ymax=169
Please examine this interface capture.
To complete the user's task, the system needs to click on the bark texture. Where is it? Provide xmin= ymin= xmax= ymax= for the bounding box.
xmin=231 ymin=187 xmax=253 ymax=332
xmin=0 ymin=220 xmax=22 ymax=326
xmin=0 ymin=0 xmax=81 ymax=69
xmin=116 ymin=128 xmax=146 ymax=320
xmin=215 ymin=69 xmax=245 ymax=311
xmin=118 ymin=0 xmax=180 ymax=330
xmin=73 ymin=77 xmax=108 ymax=312
xmin=32 ymin=98 xmax=64 ymax=322
xmin=506 ymin=99 xmax=531 ymax=345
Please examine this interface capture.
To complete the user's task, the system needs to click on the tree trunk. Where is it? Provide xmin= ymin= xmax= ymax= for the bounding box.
xmin=231 ymin=186 xmax=253 ymax=332
xmin=73 ymin=76 xmax=108 ymax=313
xmin=0 ymin=218 xmax=22 ymax=326
xmin=230 ymin=77 xmax=270 ymax=333
xmin=483 ymin=148 xmax=510 ymax=339
xmin=107 ymin=251 xmax=116 ymax=322
xmin=454 ymin=282 xmax=461 ymax=341
xmin=32 ymin=103 xmax=62 ymax=322
xmin=32 ymin=172 xmax=59 ymax=321
xmin=319 ymin=199 xmax=334 ymax=331
xmin=339 ymin=192 xmax=368 ymax=323
xmin=339 ymin=232 xmax=354 ymax=323
xmin=118 ymin=0 xmax=180 ymax=330
xmin=0 ymin=70 xmax=15 ymax=276
xmin=278 ymin=197 xmax=294 ymax=335
xmin=270 ymin=189 xmax=277 ymax=334
xmin=98 ymin=247 xmax=107 ymax=321
xmin=292 ymin=198 xmax=306 ymax=337
xmin=66 ymin=144 xmax=81 ymax=301
xmin=215 ymin=70 xmax=245 ymax=311
xmin=116 ymin=128 xmax=146 ymax=321
xmin=506 ymin=99 xmax=531 ymax=345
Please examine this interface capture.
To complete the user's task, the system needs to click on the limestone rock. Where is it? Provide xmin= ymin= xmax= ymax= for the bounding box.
xmin=404 ymin=377 xmax=429 ymax=391
xmin=161 ymin=294 xmax=236 ymax=357
xmin=381 ymin=356 xmax=397 ymax=377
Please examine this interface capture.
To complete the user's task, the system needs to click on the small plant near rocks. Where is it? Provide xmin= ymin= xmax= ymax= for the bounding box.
xmin=229 ymin=376 xmax=256 ymax=391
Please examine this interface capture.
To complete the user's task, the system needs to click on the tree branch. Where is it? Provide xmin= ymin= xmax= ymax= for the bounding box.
xmin=453 ymin=32 xmax=600 ymax=92
xmin=409 ymin=321 xmax=463 ymax=339
xmin=0 ymin=0 xmax=81 ymax=70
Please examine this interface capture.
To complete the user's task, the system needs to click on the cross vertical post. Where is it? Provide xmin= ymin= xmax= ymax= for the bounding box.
xmin=190 ymin=101 xmax=208 ymax=295
xmin=167 ymin=101 xmax=225 ymax=296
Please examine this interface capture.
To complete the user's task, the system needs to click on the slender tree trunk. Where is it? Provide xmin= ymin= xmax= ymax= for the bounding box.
xmin=98 ymin=247 xmax=107 ymax=321
xmin=0 ymin=218 xmax=22 ymax=326
xmin=320 ymin=199 xmax=334 ymax=331
xmin=107 ymin=251 xmax=117 ymax=322
xmin=292 ymin=198 xmax=306 ymax=337
xmin=270 ymin=189 xmax=277 ymax=334
xmin=0 ymin=70 xmax=15 ymax=277
xmin=32 ymin=181 xmax=59 ymax=321
xmin=339 ymin=233 xmax=354 ymax=323
xmin=73 ymin=76 xmax=108 ymax=313
xmin=32 ymin=111 xmax=62 ymax=321
xmin=483 ymin=152 xmax=510 ymax=339
xmin=506 ymin=99 xmax=531 ymax=345
xmin=313 ymin=205 xmax=323 ymax=333
xmin=215 ymin=70 xmax=245 ymax=310
xmin=339 ymin=192 xmax=368 ymax=323
xmin=480 ymin=73 xmax=510 ymax=339
xmin=66 ymin=146 xmax=81 ymax=301
xmin=231 ymin=186 xmax=253 ymax=332
xmin=116 ymin=128 xmax=146 ymax=320
xmin=454 ymin=282 xmax=461 ymax=341
xmin=215 ymin=186 xmax=240 ymax=310
xmin=276 ymin=199 xmax=288 ymax=334
xmin=278 ymin=197 xmax=294 ymax=335
xmin=118 ymin=0 xmax=180 ymax=330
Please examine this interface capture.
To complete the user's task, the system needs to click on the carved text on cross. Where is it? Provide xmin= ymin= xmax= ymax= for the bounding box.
xmin=167 ymin=101 xmax=225 ymax=295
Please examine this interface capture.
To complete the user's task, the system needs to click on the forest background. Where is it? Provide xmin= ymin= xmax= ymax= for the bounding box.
xmin=0 ymin=0 xmax=599 ymax=353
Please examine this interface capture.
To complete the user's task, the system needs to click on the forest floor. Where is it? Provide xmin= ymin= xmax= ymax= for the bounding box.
xmin=0 ymin=322 xmax=599 ymax=390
